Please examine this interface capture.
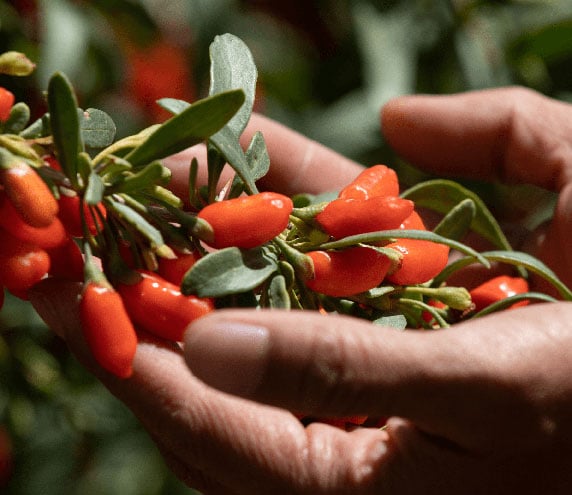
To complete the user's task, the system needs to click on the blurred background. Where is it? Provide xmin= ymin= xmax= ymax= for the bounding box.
xmin=1 ymin=0 xmax=572 ymax=493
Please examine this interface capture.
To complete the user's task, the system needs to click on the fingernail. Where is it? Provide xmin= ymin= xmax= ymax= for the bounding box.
xmin=184 ymin=320 xmax=270 ymax=397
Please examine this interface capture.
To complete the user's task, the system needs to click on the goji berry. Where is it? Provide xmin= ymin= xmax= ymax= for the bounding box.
xmin=47 ymin=238 xmax=84 ymax=282
xmin=0 ymin=192 xmax=67 ymax=248
xmin=385 ymin=238 xmax=449 ymax=285
xmin=470 ymin=275 xmax=529 ymax=312
xmin=42 ymin=154 xmax=62 ymax=171
xmin=316 ymin=196 xmax=414 ymax=239
xmin=421 ymin=299 xmax=447 ymax=323
xmin=0 ymin=87 xmax=15 ymax=122
xmin=57 ymin=191 xmax=106 ymax=237
xmin=339 ymin=164 xmax=399 ymax=200
xmin=0 ymin=230 xmax=50 ymax=293
xmin=157 ymin=250 xmax=201 ymax=286
xmin=0 ymin=155 xmax=58 ymax=227
xmin=399 ymin=210 xmax=426 ymax=230
xmin=80 ymin=281 xmax=138 ymax=378
xmin=306 ymin=246 xmax=391 ymax=297
xmin=197 ymin=192 xmax=293 ymax=249
xmin=118 ymin=271 xmax=214 ymax=342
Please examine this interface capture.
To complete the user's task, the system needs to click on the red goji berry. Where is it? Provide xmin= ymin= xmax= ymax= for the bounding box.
xmin=0 ymin=230 xmax=50 ymax=293
xmin=470 ymin=275 xmax=529 ymax=312
xmin=80 ymin=281 xmax=138 ymax=378
xmin=0 ymin=87 xmax=15 ymax=122
xmin=385 ymin=238 xmax=449 ymax=285
xmin=47 ymin=238 xmax=84 ymax=282
xmin=306 ymin=246 xmax=391 ymax=297
xmin=42 ymin=154 xmax=62 ymax=171
xmin=197 ymin=192 xmax=293 ymax=249
xmin=57 ymin=191 xmax=106 ymax=237
xmin=0 ymin=157 xmax=58 ymax=228
xmin=316 ymin=196 xmax=414 ymax=239
xmin=157 ymin=250 xmax=201 ymax=286
xmin=421 ymin=299 xmax=447 ymax=323
xmin=399 ymin=210 xmax=426 ymax=230
xmin=118 ymin=271 xmax=214 ymax=342
xmin=339 ymin=164 xmax=399 ymax=200
xmin=0 ymin=192 xmax=67 ymax=248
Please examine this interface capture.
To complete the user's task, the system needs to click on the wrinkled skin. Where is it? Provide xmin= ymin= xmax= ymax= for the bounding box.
xmin=30 ymin=87 xmax=572 ymax=494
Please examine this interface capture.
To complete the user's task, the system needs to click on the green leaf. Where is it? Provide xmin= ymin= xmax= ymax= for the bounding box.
xmin=209 ymin=125 xmax=258 ymax=194
xmin=80 ymin=108 xmax=117 ymax=149
xmin=47 ymin=72 xmax=83 ymax=187
xmin=181 ymin=246 xmax=278 ymax=298
xmin=209 ymin=33 xmax=257 ymax=137
xmin=320 ymin=229 xmax=490 ymax=268
xmin=373 ymin=313 xmax=407 ymax=329
xmin=157 ymin=97 xmax=190 ymax=115
xmin=433 ymin=198 xmax=476 ymax=241
xmin=471 ymin=292 xmax=559 ymax=318
xmin=401 ymin=179 xmax=513 ymax=251
xmin=268 ymin=275 xmax=291 ymax=309
xmin=433 ymin=250 xmax=572 ymax=301
xmin=84 ymin=171 xmax=105 ymax=205
xmin=106 ymin=199 xmax=164 ymax=251
xmin=107 ymin=161 xmax=170 ymax=195
xmin=245 ymin=131 xmax=270 ymax=181
xmin=125 ymin=89 xmax=245 ymax=168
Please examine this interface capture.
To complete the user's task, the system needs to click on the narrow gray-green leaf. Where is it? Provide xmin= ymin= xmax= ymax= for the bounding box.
xmin=47 ymin=72 xmax=82 ymax=187
xmin=85 ymin=171 xmax=105 ymax=205
xmin=433 ymin=198 xmax=476 ymax=241
xmin=209 ymin=125 xmax=258 ymax=194
xmin=157 ymin=97 xmax=190 ymax=115
xmin=245 ymin=131 xmax=270 ymax=181
xmin=320 ymin=229 xmax=490 ymax=268
xmin=471 ymin=292 xmax=559 ymax=317
xmin=209 ymin=33 xmax=257 ymax=137
xmin=107 ymin=161 xmax=170 ymax=194
xmin=81 ymin=108 xmax=116 ymax=149
xmin=181 ymin=246 xmax=278 ymax=298
xmin=106 ymin=200 xmax=164 ymax=250
xmin=402 ymin=179 xmax=513 ymax=251
xmin=373 ymin=313 xmax=407 ymax=329
xmin=434 ymin=250 xmax=572 ymax=300
xmin=125 ymin=89 xmax=245 ymax=168
xmin=268 ymin=275 xmax=291 ymax=309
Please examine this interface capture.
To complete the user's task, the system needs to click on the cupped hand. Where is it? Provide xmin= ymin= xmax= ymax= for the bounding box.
xmin=30 ymin=87 xmax=572 ymax=494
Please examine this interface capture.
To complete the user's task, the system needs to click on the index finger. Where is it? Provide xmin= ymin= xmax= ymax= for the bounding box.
xmin=382 ymin=87 xmax=572 ymax=191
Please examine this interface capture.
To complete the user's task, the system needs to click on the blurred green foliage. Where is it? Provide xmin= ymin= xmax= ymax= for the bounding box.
xmin=1 ymin=0 xmax=572 ymax=493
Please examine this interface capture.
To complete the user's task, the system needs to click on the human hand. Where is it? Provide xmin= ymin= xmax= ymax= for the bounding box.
xmin=180 ymin=88 xmax=572 ymax=493
xmin=30 ymin=89 xmax=572 ymax=494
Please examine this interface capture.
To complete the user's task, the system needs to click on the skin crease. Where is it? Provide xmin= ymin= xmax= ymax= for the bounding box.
xmin=29 ymin=87 xmax=572 ymax=494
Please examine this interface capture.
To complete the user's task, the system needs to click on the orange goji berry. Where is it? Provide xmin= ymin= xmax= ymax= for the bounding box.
xmin=57 ymin=191 xmax=106 ymax=237
xmin=197 ymin=192 xmax=293 ymax=249
xmin=118 ymin=271 xmax=214 ymax=342
xmin=316 ymin=196 xmax=414 ymax=239
xmin=306 ymin=246 xmax=391 ymax=297
xmin=385 ymin=238 xmax=449 ymax=285
xmin=80 ymin=281 xmax=138 ymax=378
xmin=157 ymin=250 xmax=201 ymax=286
xmin=0 ymin=87 xmax=15 ymax=122
xmin=0 ymin=193 xmax=67 ymax=248
xmin=339 ymin=164 xmax=399 ymax=200
xmin=470 ymin=275 xmax=529 ymax=312
xmin=0 ymin=230 xmax=50 ymax=293
xmin=47 ymin=238 xmax=84 ymax=282
xmin=0 ymin=155 xmax=58 ymax=228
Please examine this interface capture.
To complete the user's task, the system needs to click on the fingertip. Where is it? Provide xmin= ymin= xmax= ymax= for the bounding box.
xmin=184 ymin=314 xmax=270 ymax=397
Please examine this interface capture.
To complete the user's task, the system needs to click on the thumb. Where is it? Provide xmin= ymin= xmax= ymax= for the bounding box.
xmin=184 ymin=305 xmax=572 ymax=453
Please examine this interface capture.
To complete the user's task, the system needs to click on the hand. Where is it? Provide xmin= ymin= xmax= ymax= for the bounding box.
xmin=30 ymin=88 xmax=572 ymax=494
